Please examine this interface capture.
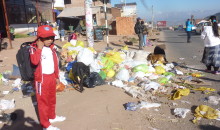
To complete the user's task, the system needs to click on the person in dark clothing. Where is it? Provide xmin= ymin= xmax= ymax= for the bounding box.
xmin=134 ymin=18 xmax=144 ymax=50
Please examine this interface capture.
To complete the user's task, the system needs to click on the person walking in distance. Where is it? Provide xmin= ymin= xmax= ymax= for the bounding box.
xmin=186 ymin=19 xmax=193 ymax=43
xmin=30 ymin=25 xmax=66 ymax=130
xmin=201 ymin=16 xmax=220 ymax=74
xmin=134 ymin=18 xmax=144 ymax=50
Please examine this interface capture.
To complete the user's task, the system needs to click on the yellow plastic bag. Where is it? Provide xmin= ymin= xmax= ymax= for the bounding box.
xmin=106 ymin=69 xmax=115 ymax=78
xmin=67 ymin=50 xmax=78 ymax=56
xmin=171 ymin=88 xmax=190 ymax=100
xmin=101 ymin=57 xmax=115 ymax=70
xmin=155 ymin=66 xmax=166 ymax=75
xmin=105 ymin=50 xmax=123 ymax=64
xmin=76 ymin=41 xmax=85 ymax=47
xmin=192 ymin=87 xmax=215 ymax=94
xmin=192 ymin=105 xmax=219 ymax=124
xmin=87 ymin=47 xmax=96 ymax=53
xmin=62 ymin=42 xmax=74 ymax=49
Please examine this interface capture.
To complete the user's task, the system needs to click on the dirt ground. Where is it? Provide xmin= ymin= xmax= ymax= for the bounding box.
xmin=0 ymin=33 xmax=219 ymax=130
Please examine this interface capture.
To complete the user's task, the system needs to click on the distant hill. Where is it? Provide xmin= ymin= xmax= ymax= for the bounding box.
xmin=205 ymin=12 xmax=220 ymax=21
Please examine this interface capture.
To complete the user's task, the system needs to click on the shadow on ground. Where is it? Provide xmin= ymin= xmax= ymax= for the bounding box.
xmin=199 ymin=125 xmax=220 ymax=130
xmin=1 ymin=109 xmax=41 ymax=130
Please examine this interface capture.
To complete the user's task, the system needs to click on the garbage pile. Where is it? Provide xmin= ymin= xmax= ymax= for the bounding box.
xmin=0 ymin=34 xmax=219 ymax=125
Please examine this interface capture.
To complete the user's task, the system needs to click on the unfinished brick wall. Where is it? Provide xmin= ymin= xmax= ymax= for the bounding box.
xmin=116 ymin=17 xmax=135 ymax=35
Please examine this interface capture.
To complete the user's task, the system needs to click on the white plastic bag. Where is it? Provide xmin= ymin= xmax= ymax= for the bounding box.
xmin=139 ymin=101 xmax=161 ymax=109
xmin=115 ymin=68 xmax=130 ymax=81
xmin=173 ymin=108 xmax=190 ymax=118
xmin=89 ymin=59 xmax=103 ymax=73
xmin=70 ymin=39 xmax=77 ymax=46
xmin=111 ymin=80 xmax=126 ymax=88
xmin=0 ymin=99 xmax=15 ymax=110
xmin=77 ymin=48 xmax=94 ymax=66
xmin=144 ymin=82 xmax=161 ymax=91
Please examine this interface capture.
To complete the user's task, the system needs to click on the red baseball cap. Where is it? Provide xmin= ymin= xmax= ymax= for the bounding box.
xmin=37 ymin=25 xmax=56 ymax=38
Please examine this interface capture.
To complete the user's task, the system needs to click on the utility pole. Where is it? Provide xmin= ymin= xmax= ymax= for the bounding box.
xmin=52 ymin=0 xmax=55 ymax=22
xmin=2 ymin=0 xmax=12 ymax=49
xmin=36 ymin=0 xmax=40 ymax=26
xmin=85 ymin=0 xmax=94 ymax=47
xmin=104 ymin=0 xmax=109 ymax=46
xmin=151 ymin=5 xmax=154 ymax=31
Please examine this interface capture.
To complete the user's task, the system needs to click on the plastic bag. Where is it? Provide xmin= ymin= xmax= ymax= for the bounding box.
xmin=115 ymin=68 xmax=130 ymax=81
xmin=105 ymin=50 xmax=123 ymax=64
xmin=193 ymin=105 xmax=219 ymax=123
xmin=173 ymin=108 xmax=190 ymax=118
xmin=76 ymin=40 xmax=85 ymax=47
xmin=111 ymin=80 xmax=126 ymax=88
xmin=70 ymin=39 xmax=77 ymax=46
xmin=83 ymin=72 xmax=105 ymax=88
xmin=101 ymin=57 xmax=115 ymax=70
xmin=124 ymin=102 xmax=140 ymax=111
xmin=0 ymin=99 xmax=15 ymax=110
xmin=77 ymin=48 xmax=94 ymax=66
xmin=139 ymin=101 xmax=161 ymax=109
xmin=106 ymin=69 xmax=115 ymax=78
xmin=99 ymin=71 xmax=107 ymax=80
xmin=132 ymin=64 xmax=149 ymax=73
xmin=66 ymin=61 xmax=76 ymax=72
xmin=155 ymin=66 xmax=166 ymax=74
xmin=56 ymin=82 xmax=65 ymax=92
xmin=144 ymin=82 xmax=161 ymax=91
xmin=171 ymin=88 xmax=190 ymax=100
xmin=62 ymin=42 xmax=74 ymax=49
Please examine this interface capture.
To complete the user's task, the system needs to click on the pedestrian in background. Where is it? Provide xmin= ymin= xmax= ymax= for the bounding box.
xmin=30 ymin=25 xmax=66 ymax=130
xmin=201 ymin=15 xmax=220 ymax=74
xmin=141 ymin=21 xmax=148 ymax=47
xmin=134 ymin=17 xmax=144 ymax=50
xmin=186 ymin=19 xmax=193 ymax=43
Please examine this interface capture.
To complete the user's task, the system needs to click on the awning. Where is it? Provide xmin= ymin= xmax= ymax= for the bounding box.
xmin=57 ymin=7 xmax=100 ymax=18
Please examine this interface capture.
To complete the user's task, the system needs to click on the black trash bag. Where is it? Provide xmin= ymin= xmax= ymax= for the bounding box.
xmin=83 ymin=72 xmax=105 ymax=88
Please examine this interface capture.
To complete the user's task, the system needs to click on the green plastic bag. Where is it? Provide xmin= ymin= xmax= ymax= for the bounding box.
xmin=101 ymin=57 xmax=115 ymax=70
xmin=99 ymin=71 xmax=106 ymax=80
xmin=132 ymin=64 xmax=149 ymax=73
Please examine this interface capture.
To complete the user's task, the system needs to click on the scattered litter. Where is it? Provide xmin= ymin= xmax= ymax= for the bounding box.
xmin=111 ymin=80 xmax=126 ymax=88
xmin=179 ymin=58 xmax=185 ymax=60
xmin=193 ymin=105 xmax=219 ymax=123
xmin=205 ymin=96 xmax=220 ymax=105
xmin=0 ymin=99 xmax=15 ymax=110
xmin=124 ymin=102 xmax=140 ymax=111
xmin=173 ymin=108 xmax=190 ymax=118
xmin=2 ymin=91 xmax=10 ymax=95
xmin=12 ymin=78 xmax=22 ymax=88
xmin=180 ymin=100 xmax=191 ymax=104
xmin=139 ymin=101 xmax=161 ymax=109
xmin=171 ymin=88 xmax=190 ymax=100
xmin=192 ymin=87 xmax=215 ymax=94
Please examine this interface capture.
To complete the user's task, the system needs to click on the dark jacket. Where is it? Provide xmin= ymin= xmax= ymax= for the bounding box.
xmin=134 ymin=22 xmax=144 ymax=34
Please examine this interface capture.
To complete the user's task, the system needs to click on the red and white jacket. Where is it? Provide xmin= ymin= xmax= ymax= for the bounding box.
xmin=29 ymin=43 xmax=59 ymax=83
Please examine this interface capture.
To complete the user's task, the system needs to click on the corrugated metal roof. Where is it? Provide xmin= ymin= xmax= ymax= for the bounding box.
xmin=57 ymin=7 xmax=100 ymax=18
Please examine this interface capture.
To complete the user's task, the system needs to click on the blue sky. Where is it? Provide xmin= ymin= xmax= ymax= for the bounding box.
xmin=111 ymin=0 xmax=220 ymax=25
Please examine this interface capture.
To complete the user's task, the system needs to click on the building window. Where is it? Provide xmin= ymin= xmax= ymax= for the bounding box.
xmin=64 ymin=0 xmax=71 ymax=4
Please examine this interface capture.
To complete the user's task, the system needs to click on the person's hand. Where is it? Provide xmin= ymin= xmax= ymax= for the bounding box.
xmin=56 ymin=78 xmax=60 ymax=85
xmin=36 ymin=39 xmax=44 ymax=49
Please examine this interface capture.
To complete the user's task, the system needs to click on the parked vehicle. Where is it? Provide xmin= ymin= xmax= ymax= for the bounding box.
xmin=195 ymin=21 xmax=210 ymax=34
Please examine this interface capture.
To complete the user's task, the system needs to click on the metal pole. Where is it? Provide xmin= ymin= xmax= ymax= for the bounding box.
xmin=36 ymin=0 xmax=40 ymax=26
xmin=2 ymin=0 xmax=12 ymax=49
xmin=151 ymin=5 xmax=154 ymax=31
xmin=85 ymin=0 xmax=94 ymax=47
xmin=104 ymin=0 xmax=109 ymax=46
xmin=52 ymin=0 xmax=55 ymax=22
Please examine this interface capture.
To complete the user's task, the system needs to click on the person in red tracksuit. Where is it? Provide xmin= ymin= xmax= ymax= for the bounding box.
xmin=30 ymin=25 xmax=66 ymax=130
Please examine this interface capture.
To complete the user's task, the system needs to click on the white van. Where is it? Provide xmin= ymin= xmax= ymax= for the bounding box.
xmin=195 ymin=21 xmax=210 ymax=34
